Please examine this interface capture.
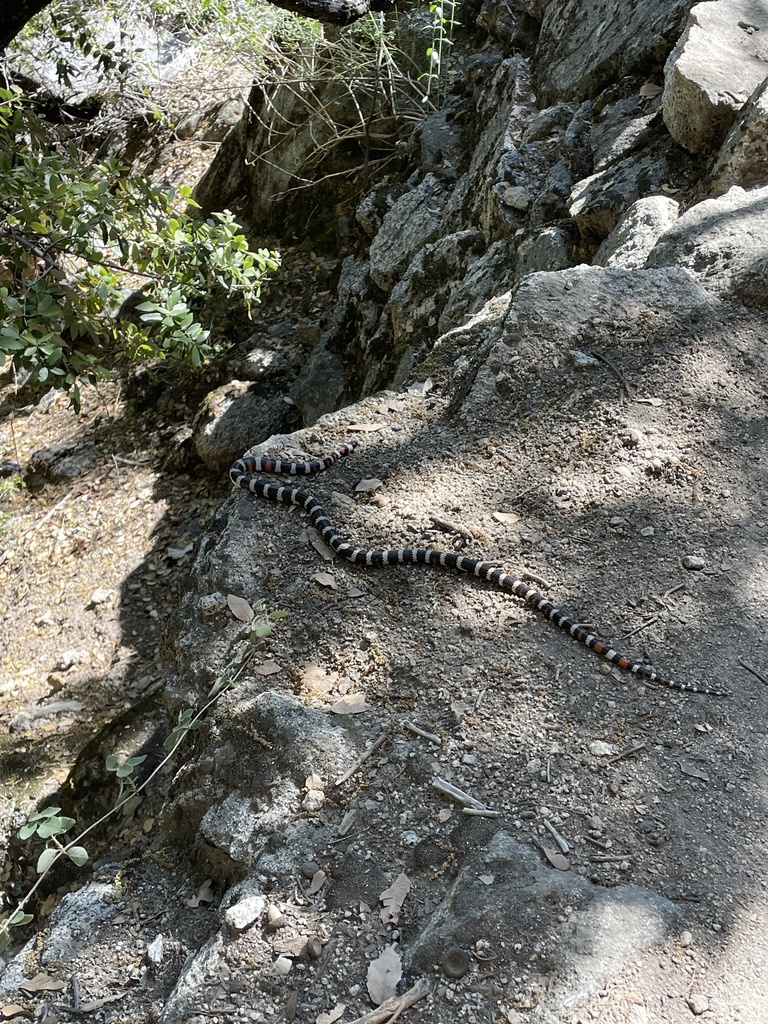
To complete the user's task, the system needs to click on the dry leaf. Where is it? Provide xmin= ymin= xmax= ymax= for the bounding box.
xmin=636 ymin=397 xmax=663 ymax=407
xmin=312 ymin=572 xmax=337 ymax=589
xmin=254 ymin=662 xmax=281 ymax=676
xmin=493 ymin=511 xmax=520 ymax=526
xmin=301 ymin=664 xmax=339 ymax=694
xmin=167 ymin=543 xmax=194 ymax=561
xmin=367 ymin=945 xmax=403 ymax=1006
xmin=355 ymin=477 xmax=384 ymax=493
xmin=308 ymin=869 xmax=327 ymax=895
xmin=186 ymin=879 xmax=215 ymax=907
xmin=346 ymin=422 xmax=384 ymax=432
xmin=330 ymin=693 xmax=371 ymax=714
xmin=305 ymin=773 xmax=324 ymax=790
xmin=0 ymin=1005 xmax=29 ymax=1019
xmin=317 ymin=1005 xmax=347 ymax=1024
xmin=379 ymin=872 xmax=411 ymax=924
xmin=542 ymin=847 xmax=570 ymax=871
xmin=678 ymin=759 xmax=710 ymax=782
xmin=19 ymin=973 xmax=66 ymax=993
xmin=346 ymin=587 xmax=365 ymax=599
xmin=639 ymin=81 xmax=663 ymax=97
xmin=309 ymin=531 xmax=335 ymax=560
xmin=227 ymin=594 xmax=254 ymax=622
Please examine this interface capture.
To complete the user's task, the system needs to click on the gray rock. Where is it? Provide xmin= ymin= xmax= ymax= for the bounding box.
xmin=386 ymin=229 xmax=485 ymax=380
xmin=193 ymin=381 xmax=291 ymax=472
xmin=709 ymin=75 xmax=768 ymax=195
xmin=289 ymin=341 xmax=347 ymax=425
xmin=594 ymin=196 xmax=680 ymax=268
xmin=442 ymin=55 xmax=532 ymax=239
xmin=405 ymin=831 xmax=679 ymax=1023
xmin=646 ymin=184 xmax=768 ymax=301
xmin=662 ymin=0 xmax=768 ymax=153
xmin=569 ymin=145 xmax=674 ymax=241
xmin=591 ymin=95 xmax=661 ymax=171
xmin=535 ymin=0 xmax=692 ymax=105
xmin=224 ymin=892 xmax=267 ymax=934
xmin=516 ymin=226 xmax=573 ymax=279
xmin=25 ymin=441 xmax=97 ymax=489
xmin=228 ymin=345 xmax=294 ymax=384
xmin=368 ymin=175 xmax=445 ymax=292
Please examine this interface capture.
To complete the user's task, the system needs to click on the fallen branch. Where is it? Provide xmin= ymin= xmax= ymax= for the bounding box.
xmin=346 ymin=978 xmax=431 ymax=1024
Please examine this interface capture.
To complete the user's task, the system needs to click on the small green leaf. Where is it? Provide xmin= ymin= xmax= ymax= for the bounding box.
xmin=19 ymin=823 xmax=38 ymax=840
xmin=9 ymin=910 xmax=33 ymax=927
xmin=37 ymin=847 xmax=58 ymax=874
xmin=121 ymin=793 xmax=142 ymax=817
xmin=66 ymin=846 xmax=89 ymax=866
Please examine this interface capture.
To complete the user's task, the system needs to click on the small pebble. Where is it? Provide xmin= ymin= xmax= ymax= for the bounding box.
xmin=272 ymin=955 xmax=292 ymax=976
xmin=682 ymin=555 xmax=705 ymax=570
xmin=639 ymin=526 xmax=655 ymax=538
xmin=680 ymin=930 xmax=693 ymax=948
xmin=686 ymin=993 xmax=709 ymax=1015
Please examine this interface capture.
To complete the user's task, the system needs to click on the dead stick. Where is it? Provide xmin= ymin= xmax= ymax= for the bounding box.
xmin=738 ymin=658 xmax=768 ymax=687
xmin=334 ymin=732 xmax=389 ymax=787
xmin=604 ymin=741 xmax=646 ymax=764
xmin=346 ymin=979 xmax=431 ymax=1024
xmin=429 ymin=514 xmax=474 ymax=541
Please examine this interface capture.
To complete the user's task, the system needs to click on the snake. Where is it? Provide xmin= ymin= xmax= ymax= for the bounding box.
xmin=230 ymin=440 xmax=726 ymax=696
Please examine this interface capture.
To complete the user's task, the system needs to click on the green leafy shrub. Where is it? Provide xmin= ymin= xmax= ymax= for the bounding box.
xmin=0 ymin=85 xmax=279 ymax=409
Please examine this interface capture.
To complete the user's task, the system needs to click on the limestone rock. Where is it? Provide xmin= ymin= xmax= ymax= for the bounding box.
xmin=590 ymin=95 xmax=662 ymax=171
xmin=289 ymin=341 xmax=348 ymax=425
xmin=406 ymin=831 xmax=679 ymax=1023
xmin=709 ymin=75 xmax=768 ymax=195
xmin=569 ymin=143 xmax=674 ymax=242
xmin=594 ymin=196 xmax=680 ymax=268
xmin=662 ymin=0 xmax=768 ymax=153
xmin=516 ymin=226 xmax=573 ymax=278
xmin=535 ymin=0 xmax=692 ymax=105
xmin=646 ymin=184 xmax=768 ymax=301
xmin=386 ymin=229 xmax=485 ymax=382
xmin=193 ymin=381 xmax=291 ymax=472
xmin=368 ymin=175 xmax=445 ymax=292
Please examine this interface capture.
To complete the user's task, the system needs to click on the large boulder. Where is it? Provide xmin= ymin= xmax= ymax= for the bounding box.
xmin=662 ymin=0 xmax=768 ymax=153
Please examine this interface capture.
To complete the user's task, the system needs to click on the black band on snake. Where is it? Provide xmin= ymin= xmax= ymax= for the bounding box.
xmin=230 ymin=441 xmax=726 ymax=696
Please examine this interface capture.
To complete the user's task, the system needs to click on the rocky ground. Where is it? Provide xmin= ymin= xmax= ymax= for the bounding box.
xmin=2 ymin=266 xmax=768 ymax=1024
xmin=3 ymin=0 xmax=768 ymax=1022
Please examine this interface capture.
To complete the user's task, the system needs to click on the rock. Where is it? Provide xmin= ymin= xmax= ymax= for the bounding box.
xmin=386 ymin=229 xmax=486 ymax=381
xmin=406 ymin=831 xmax=679 ymax=1017
xmin=228 ymin=344 xmax=295 ymax=384
xmin=569 ymin=141 xmax=677 ymax=242
xmin=516 ymin=226 xmax=573 ymax=278
xmin=224 ymin=893 xmax=267 ymax=934
xmin=25 ymin=441 xmax=97 ymax=489
xmin=594 ymin=196 xmax=680 ymax=268
xmin=416 ymin=100 xmax=465 ymax=180
xmin=591 ymin=95 xmax=662 ymax=171
xmin=442 ymin=55 xmax=532 ymax=239
xmin=368 ymin=175 xmax=445 ymax=292
xmin=535 ymin=0 xmax=692 ymax=105
xmin=709 ymin=76 xmax=768 ymax=195
xmin=289 ymin=341 xmax=348 ymax=426
xmin=686 ymin=993 xmax=709 ymax=1015
xmin=646 ymin=184 xmax=768 ymax=302
xmin=193 ymin=380 xmax=292 ymax=472
xmin=662 ymin=0 xmax=768 ymax=153
xmin=682 ymin=555 xmax=705 ymax=570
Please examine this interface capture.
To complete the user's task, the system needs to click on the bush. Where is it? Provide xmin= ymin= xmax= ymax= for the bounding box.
xmin=0 ymin=84 xmax=279 ymax=409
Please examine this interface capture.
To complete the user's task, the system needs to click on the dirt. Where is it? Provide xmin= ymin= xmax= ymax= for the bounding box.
xmin=4 ymin=289 xmax=767 ymax=1023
